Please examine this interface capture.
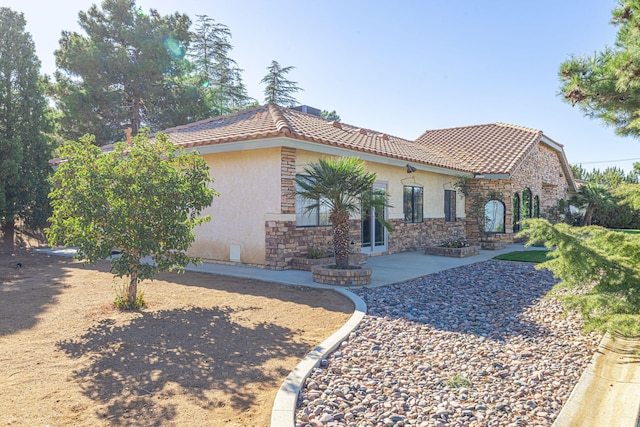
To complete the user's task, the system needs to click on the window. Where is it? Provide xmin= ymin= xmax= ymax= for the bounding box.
xmin=512 ymin=193 xmax=521 ymax=232
xmin=522 ymin=188 xmax=532 ymax=218
xmin=533 ymin=195 xmax=540 ymax=218
xmin=484 ymin=200 xmax=505 ymax=233
xmin=444 ymin=189 xmax=456 ymax=222
xmin=295 ymin=179 xmax=331 ymax=227
xmin=403 ymin=185 xmax=423 ymax=223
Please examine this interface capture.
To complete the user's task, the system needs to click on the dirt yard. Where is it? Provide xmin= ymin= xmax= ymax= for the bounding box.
xmin=0 ymin=250 xmax=353 ymax=426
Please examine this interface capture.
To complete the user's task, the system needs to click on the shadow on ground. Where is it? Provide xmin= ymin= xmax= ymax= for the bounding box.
xmin=155 ymin=268 xmax=354 ymax=314
xmin=0 ymin=251 xmax=73 ymax=336
xmin=57 ymin=306 xmax=310 ymax=425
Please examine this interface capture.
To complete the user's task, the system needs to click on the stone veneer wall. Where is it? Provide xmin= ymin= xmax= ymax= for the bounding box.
xmin=464 ymin=143 xmax=571 ymax=242
xmin=265 ymin=220 xmax=362 ymax=270
xmin=388 ymin=218 xmax=466 ymax=254
xmin=264 ymin=146 xmax=365 ymax=270
xmin=280 ymin=146 xmax=297 ymax=215
xmin=510 ymin=143 xmax=570 ymax=218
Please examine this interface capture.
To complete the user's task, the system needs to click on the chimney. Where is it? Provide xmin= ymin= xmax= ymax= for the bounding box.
xmin=125 ymin=129 xmax=132 ymax=145
xmin=291 ymin=105 xmax=322 ymax=117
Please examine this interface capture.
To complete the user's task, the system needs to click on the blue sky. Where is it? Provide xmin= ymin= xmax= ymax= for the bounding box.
xmin=5 ymin=0 xmax=640 ymax=173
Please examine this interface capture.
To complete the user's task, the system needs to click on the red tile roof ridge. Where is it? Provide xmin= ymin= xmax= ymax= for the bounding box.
xmin=161 ymin=105 xmax=268 ymax=134
xmin=494 ymin=122 xmax=541 ymax=134
xmin=268 ymin=104 xmax=292 ymax=135
xmin=418 ymin=122 xmax=500 ymax=134
xmin=280 ymin=106 xmax=414 ymax=143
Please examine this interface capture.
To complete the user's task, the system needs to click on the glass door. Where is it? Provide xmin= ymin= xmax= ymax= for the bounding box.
xmin=361 ymin=182 xmax=388 ymax=254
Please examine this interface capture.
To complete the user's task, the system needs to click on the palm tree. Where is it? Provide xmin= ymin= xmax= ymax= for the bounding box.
xmin=294 ymin=157 xmax=391 ymax=269
xmin=570 ymin=182 xmax=614 ymax=226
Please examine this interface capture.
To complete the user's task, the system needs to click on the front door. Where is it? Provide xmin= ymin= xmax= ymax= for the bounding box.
xmin=361 ymin=182 xmax=388 ymax=254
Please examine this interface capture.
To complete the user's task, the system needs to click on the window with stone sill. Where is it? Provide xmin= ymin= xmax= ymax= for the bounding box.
xmin=403 ymin=185 xmax=423 ymax=223
xmin=295 ymin=180 xmax=331 ymax=227
xmin=444 ymin=189 xmax=457 ymax=222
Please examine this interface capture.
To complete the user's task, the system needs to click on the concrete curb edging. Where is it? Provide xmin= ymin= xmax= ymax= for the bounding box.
xmin=271 ymin=288 xmax=367 ymax=427
xmin=553 ymin=332 xmax=640 ymax=427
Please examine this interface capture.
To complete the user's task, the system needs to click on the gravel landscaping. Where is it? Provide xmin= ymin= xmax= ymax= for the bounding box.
xmin=295 ymin=260 xmax=601 ymax=427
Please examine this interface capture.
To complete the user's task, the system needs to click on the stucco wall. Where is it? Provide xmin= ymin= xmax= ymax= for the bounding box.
xmin=188 ymin=147 xmax=282 ymax=265
xmin=293 ymin=150 xmax=467 ymax=258
xmin=295 ymin=150 xmax=466 ymax=221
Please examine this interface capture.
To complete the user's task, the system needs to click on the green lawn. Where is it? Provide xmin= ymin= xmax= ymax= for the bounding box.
xmin=493 ymin=250 xmax=550 ymax=263
xmin=611 ymin=229 xmax=640 ymax=235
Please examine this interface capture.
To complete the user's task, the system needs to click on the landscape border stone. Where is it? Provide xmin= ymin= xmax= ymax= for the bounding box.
xmin=270 ymin=288 xmax=367 ymax=427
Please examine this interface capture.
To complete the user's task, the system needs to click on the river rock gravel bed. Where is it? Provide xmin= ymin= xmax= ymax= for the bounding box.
xmin=295 ymin=261 xmax=601 ymax=427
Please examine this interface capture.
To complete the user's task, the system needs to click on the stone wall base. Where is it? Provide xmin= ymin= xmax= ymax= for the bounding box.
xmin=424 ymin=245 xmax=480 ymax=258
xmin=311 ymin=265 xmax=372 ymax=286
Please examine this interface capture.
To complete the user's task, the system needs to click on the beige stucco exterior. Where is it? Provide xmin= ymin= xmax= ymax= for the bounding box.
xmin=188 ymin=147 xmax=282 ymax=265
xmin=295 ymin=149 xmax=466 ymax=222
xmin=184 ymin=134 xmax=571 ymax=268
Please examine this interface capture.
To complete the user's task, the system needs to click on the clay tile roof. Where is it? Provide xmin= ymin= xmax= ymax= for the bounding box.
xmin=159 ymin=104 xmax=562 ymax=176
xmin=414 ymin=122 xmax=543 ymax=175
xmin=160 ymin=104 xmax=472 ymax=172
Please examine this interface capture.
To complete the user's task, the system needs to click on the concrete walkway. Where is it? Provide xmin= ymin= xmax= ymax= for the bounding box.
xmin=184 ymin=243 xmax=541 ymax=289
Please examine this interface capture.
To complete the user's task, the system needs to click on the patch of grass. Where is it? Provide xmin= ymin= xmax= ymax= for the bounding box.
xmin=113 ymin=284 xmax=145 ymax=310
xmin=445 ymin=374 xmax=471 ymax=389
xmin=493 ymin=250 xmax=550 ymax=263
xmin=611 ymin=229 xmax=640 ymax=235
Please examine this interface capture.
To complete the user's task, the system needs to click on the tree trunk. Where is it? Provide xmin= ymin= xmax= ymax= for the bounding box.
xmin=333 ymin=217 xmax=350 ymax=269
xmin=127 ymin=271 xmax=138 ymax=306
xmin=1 ymin=221 xmax=15 ymax=254
xmin=584 ymin=207 xmax=594 ymax=226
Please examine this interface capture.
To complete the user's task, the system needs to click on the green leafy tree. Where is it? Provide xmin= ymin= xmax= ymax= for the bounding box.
xmin=47 ymin=130 xmax=217 ymax=307
xmin=519 ymin=219 xmax=640 ymax=335
xmin=559 ymin=1 xmax=640 ymax=137
xmin=321 ymin=110 xmax=341 ymax=121
xmin=189 ymin=15 xmax=252 ymax=116
xmin=570 ymin=182 xmax=615 ymax=226
xmin=295 ymin=157 xmax=391 ymax=268
xmin=261 ymin=60 xmax=302 ymax=106
xmin=53 ymin=0 xmax=206 ymax=144
xmin=0 ymin=7 xmax=52 ymax=241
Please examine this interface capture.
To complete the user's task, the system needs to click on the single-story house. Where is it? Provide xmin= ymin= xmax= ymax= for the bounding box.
xmin=159 ymin=104 xmax=576 ymax=269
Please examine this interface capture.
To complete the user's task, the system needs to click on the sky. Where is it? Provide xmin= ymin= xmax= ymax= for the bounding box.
xmin=4 ymin=0 xmax=640 ymax=173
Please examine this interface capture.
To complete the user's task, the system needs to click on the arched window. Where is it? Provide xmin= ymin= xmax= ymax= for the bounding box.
xmin=522 ymin=188 xmax=532 ymax=218
xmin=484 ymin=199 xmax=506 ymax=233
xmin=512 ymin=193 xmax=521 ymax=232
xmin=533 ymin=195 xmax=540 ymax=218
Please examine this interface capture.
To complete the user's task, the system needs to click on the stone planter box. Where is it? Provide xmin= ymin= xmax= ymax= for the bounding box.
xmin=311 ymin=264 xmax=372 ymax=286
xmin=424 ymin=245 xmax=480 ymax=258
xmin=290 ymin=253 xmax=367 ymax=271
xmin=480 ymin=240 xmax=506 ymax=250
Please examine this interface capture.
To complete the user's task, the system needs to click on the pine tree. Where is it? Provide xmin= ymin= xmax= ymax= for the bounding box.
xmin=189 ymin=15 xmax=252 ymax=116
xmin=0 ymin=7 xmax=52 ymax=238
xmin=560 ymin=1 xmax=640 ymax=137
xmin=53 ymin=0 xmax=206 ymax=144
xmin=261 ymin=60 xmax=302 ymax=106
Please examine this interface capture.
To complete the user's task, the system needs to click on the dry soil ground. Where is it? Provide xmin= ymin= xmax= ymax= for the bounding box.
xmin=0 ymin=249 xmax=353 ymax=426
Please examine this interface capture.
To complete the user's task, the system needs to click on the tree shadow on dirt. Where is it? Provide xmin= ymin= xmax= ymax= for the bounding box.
xmin=0 ymin=252 xmax=73 ymax=336
xmin=56 ymin=306 xmax=310 ymax=425
xmin=155 ymin=269 xmax=354 ymax=314
xmin=356 ymin=260 xmax=557 ymax=341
